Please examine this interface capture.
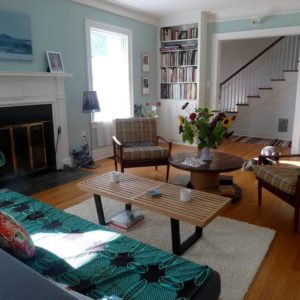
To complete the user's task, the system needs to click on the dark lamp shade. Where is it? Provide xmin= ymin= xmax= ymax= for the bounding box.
xmin=82 ymin=91 xmax=100 ymax=113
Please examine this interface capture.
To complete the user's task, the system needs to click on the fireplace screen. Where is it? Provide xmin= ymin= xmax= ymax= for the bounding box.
xmin=0 ymin=121 xmax=51 ymax=180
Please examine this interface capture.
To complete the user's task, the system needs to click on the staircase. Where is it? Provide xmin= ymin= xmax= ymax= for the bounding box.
xmin=219 ymin=35 xmax=300 ymax=140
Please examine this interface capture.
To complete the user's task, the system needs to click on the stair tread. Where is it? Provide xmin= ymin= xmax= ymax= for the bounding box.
xmin=247 ymin=95 xmax=261 ymax=98
xmin=283 ymin=70 xmax=298 ymax=72
xmin=236 ymin=103 xmax=249 ymax=106
xmin=258 ymin=87 xmax=273 ymax=90
xmin=271 ymin=78 xmax=286 ymax=81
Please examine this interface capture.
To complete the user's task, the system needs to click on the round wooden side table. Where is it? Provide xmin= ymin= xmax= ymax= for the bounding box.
xmin=169 ymin=151 xmax=244 ymax=201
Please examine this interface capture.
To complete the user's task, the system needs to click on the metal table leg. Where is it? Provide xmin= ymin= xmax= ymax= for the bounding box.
xmin=170 ymin=218 xmax=203 ymax=255
xmin=93 ymin=194 xmax=107 ymax=225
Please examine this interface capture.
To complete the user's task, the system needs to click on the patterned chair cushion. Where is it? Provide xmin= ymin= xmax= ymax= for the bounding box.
xmin=115 ymin=118 xmax=158 ymax=145
xmin=255 ymin=164 xmax=300 ymax=195
xmin=123 ymin=145 xmax=170 ymax=160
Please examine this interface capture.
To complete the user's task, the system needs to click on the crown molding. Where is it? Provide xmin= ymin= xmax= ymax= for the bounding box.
xmin=70 ymin=0 xmax=158 ymax=25
xmin=208 ymin=2 xmax=300 ymax=22
xmin=70 ymin=0 xmax=300 ymax=25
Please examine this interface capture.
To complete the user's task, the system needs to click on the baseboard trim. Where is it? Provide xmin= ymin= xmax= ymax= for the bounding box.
xmin=93 ymin=146 xmax=113 ymax=161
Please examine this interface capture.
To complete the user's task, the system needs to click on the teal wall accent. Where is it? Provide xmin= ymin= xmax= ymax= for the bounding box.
xmin=206 ymin=12 xmax=300 ymax=104
xmin=0 ymin=0 xmax=157 ymax=149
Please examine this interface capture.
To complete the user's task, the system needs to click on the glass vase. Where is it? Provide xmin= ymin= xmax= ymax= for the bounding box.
xmin=201 ymin=146 xmax=212 ymax=162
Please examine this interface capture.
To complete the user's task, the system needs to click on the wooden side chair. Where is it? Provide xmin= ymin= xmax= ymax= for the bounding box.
xmin=255 ymin=154 xmax=300 ymax=232
xmin=112 ymin=117 xmax=172 ymax=181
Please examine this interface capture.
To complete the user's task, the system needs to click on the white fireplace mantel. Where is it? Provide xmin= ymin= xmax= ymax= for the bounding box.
xmin=0 ymin=72 xmax=72 ymax=169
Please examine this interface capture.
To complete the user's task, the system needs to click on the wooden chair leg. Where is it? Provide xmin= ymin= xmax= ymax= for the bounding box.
xmin=166 ymin=163 xmax=170 ymax=182
xmin=155 ymin=166 xmax=158 ymax=171
xmin=258 ymin=180 xmax=262 ymax=206
xmin=294 ymin=205 xmax=300 ymax=233
xmin=114 ymin=158 xmax=118 ymax=171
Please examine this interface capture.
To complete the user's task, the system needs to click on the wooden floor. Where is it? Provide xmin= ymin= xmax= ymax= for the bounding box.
xmin=32 ymin=141 xmax=300 ymax=300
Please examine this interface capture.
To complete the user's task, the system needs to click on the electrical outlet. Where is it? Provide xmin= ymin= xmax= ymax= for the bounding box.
xmin=81 ymin=131 xmax=87 ymax=139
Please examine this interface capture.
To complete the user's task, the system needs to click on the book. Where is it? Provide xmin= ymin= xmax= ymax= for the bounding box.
xmin=108 ymin=210 xmax=144 ymax=232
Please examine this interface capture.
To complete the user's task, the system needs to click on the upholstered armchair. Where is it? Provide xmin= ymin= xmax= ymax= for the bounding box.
xmin=255 ymin=154 xmax=300 ymax=232
xmin=112 ymin=117 xmax=172 ymax=181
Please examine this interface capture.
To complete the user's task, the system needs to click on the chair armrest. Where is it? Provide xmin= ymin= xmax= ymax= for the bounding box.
xmin=257 ymin=153 xmax=300 ymax=165
xmin=112 ymin=136 xmax=123 ymax=147
xmin=158 ymin=136 xmax=172 ymax=153
xmin=112 ymin=136 xmax=124 ymax=158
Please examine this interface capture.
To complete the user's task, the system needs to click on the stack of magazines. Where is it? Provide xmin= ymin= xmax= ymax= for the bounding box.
xmin=108 ymin=210 xmax=144 ymax=231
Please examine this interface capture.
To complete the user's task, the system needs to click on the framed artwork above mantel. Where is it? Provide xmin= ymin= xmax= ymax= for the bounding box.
xmin=0 ymin=11 xmax=33 ymax=61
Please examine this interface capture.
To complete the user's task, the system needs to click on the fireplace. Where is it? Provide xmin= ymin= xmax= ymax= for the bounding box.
xmin=0 ymin=72 xmax=71 ymax=182
xmin=0 ymin=105 xmax=56 ymax=181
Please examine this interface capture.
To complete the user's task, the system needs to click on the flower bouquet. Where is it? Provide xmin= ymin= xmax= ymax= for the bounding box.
xmin=144 ymin=101 xmax=162 ymax=117
xmin=179 ymin=102 xmax=235 ymax=159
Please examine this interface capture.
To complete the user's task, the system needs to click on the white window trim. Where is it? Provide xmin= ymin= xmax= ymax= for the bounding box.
xmin=85 ymin=19 xmax=134 ymax=122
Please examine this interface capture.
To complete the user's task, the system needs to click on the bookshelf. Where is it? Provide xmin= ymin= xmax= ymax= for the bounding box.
xmin=160 ymin=23 xmax=198 ymax=100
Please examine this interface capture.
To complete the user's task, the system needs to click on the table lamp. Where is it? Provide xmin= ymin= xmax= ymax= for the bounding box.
xmin=82 ymin=91 xmax=100 ymax=168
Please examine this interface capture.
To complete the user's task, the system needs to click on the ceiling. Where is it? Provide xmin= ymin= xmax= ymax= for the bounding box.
xmin=102 ymin=0 xmax=300 ymax=19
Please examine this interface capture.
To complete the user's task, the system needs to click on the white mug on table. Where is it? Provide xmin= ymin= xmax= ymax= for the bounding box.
xmin=180 ymin=188 xmax=192 ymax=202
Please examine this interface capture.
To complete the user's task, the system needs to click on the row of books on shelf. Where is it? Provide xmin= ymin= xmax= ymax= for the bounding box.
xmin=160 ymin=43 xmax=197 ymax=51
xmin=161 ymin=66 xmax=197 ymax=83
xmin=161 ymin=50 xmax=197 ymax=66
xmin=161 ymin=27 xmax=198 ymax=41
xmin=161 ymin=83 xmax=197 ymax=100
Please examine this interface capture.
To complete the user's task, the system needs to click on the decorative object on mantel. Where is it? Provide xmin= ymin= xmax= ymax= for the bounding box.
xmin=82 ymin=91 xmax=101 ymax=169
xmin=0 ymin=11 xmax=33 ymax=61
xmin=46 ymin=51 xmax=64 ymax=73
xmin=179 ymin=103 xmax=235 ymax=162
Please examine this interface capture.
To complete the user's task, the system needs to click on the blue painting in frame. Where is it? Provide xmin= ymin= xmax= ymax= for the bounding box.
xmin=0 ymin=11 xmax=33 ymax=60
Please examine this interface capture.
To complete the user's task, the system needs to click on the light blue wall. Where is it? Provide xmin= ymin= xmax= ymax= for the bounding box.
xmin=206 ymin=12 xmax=300 ymax=103
xmin=0 ymin=0 xmax=157 ymax=149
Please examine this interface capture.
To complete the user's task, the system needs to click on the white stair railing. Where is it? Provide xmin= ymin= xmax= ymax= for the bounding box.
xmin=220 ymin=35 xmax=300 ymax=112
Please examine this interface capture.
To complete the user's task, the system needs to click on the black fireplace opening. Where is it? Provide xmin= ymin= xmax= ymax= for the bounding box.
xmin=0 ymin=104 xmax=56 ymax=182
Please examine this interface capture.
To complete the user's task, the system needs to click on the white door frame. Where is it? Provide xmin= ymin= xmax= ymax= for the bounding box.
xmin=210 ymin=25 xmax=300 ymax=153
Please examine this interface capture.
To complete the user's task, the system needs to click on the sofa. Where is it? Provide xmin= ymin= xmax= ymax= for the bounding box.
xmin=0 ymin=247 xmax=79 ymax=300
xmin=0 ymin=190 xmax=221 ymax=300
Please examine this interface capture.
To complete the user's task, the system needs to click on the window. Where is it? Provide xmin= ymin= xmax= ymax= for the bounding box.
xmin=86 ymin=20 xmax=133 ymax=122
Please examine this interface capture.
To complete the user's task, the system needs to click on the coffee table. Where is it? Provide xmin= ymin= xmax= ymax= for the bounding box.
xmin=169 ymin=151 xmax=244 ymax=201
xmin=78 ymin=172 xmax=231 ymax=255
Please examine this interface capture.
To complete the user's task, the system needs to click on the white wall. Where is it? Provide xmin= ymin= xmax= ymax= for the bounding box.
xmin=220 ymin=37 xmax=277 ymax=82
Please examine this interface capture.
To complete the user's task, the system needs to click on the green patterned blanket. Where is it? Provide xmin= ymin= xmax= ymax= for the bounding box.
xmin=0 ymin=190 xmax=213 ymax=300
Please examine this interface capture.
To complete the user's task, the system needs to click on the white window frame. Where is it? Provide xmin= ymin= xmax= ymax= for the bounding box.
xmin=85 ymin=19 xmax=134 ymax=122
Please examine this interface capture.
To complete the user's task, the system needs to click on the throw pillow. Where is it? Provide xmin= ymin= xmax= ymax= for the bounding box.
xmin=0 ymin=211 xmax=35 ymax=259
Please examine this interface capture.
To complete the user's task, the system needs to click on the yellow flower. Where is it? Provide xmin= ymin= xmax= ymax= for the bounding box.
xmin=178 ymin=115 xmax=185 ymax=125
xmin=222 ymin=117 xmax=233 ymax=128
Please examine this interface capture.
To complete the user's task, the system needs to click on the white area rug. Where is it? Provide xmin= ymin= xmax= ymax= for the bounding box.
xmin=65 ymin=198 xmax=276 ymax=300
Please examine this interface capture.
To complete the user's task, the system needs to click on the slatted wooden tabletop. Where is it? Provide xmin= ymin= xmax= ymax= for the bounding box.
xmin=77 ymin=172 xmax=231 ymax=227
